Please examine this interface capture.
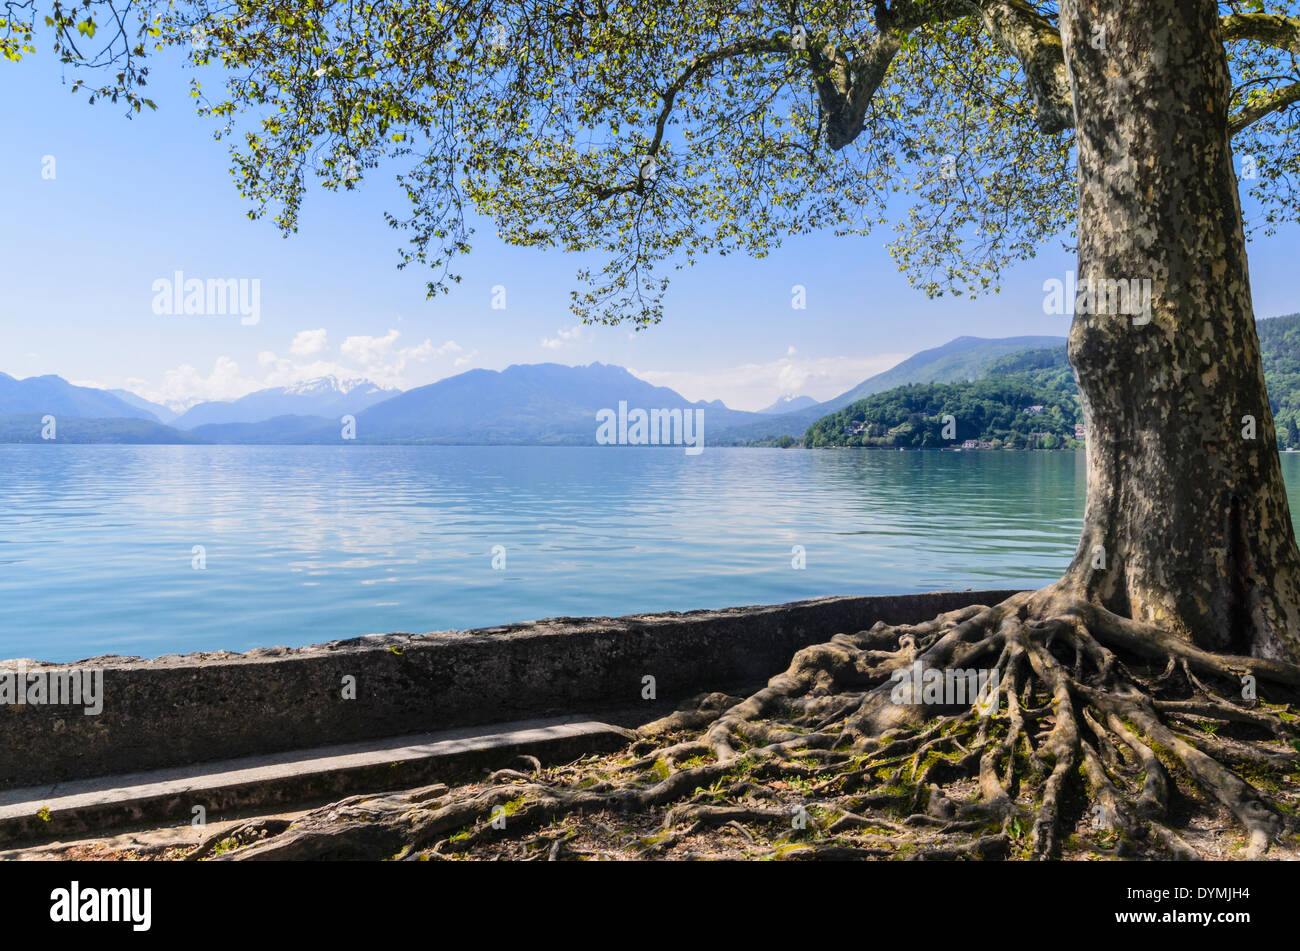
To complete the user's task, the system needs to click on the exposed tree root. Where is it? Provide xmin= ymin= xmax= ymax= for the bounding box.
xmin=202 ymin=586 xmax=1300 ymax=861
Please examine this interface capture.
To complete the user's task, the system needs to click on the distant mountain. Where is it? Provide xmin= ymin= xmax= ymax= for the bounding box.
xmin=108 ymin=389 xmax=178 ymax=423
xmin=713 ymin=335 xmax=1069 ymax=444
xmin=347 ymin=362 xmax=763 ymax=445
xmin=0 ymin=374 xmax=160 ymax=421
xmin=0 ymin=415 xmax=206 ymax=444
xmin=757 ymin=395 xmax=819 ymax=414
xmin=11 ymin=318 xmax=1297 ymax=447
xmin=828 ymin=335 xmax=1070 ymax=404
xmin=0 ymin=364 xmax=766 ymax=446
xmin=191 ymin=415 xmax=336 ymax=444
xmin=171 ymin=376 xmax=400 ymax=429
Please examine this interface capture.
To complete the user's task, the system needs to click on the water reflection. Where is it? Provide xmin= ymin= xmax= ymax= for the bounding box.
xmin=0 ymin=445 xmax=1259 ymax=662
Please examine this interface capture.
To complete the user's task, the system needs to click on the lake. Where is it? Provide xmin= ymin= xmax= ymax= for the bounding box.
xmin=4 ymin=445 xmax=1300 ymax=663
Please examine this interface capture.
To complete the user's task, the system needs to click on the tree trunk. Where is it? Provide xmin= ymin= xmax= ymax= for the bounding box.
xmin=1058 ymin=0 xmax=1300 ymax=663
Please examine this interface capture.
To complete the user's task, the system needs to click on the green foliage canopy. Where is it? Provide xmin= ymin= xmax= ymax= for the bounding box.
xmin=6 ymin=1 xmax=1300 ymax=324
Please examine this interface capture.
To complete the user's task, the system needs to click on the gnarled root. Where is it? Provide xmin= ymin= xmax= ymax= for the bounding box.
xmin=206 ymin=587 xmax=1300 ymax=861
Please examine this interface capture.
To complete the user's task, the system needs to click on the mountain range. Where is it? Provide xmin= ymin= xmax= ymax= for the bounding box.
xmin=0 ymin=338 xmax=1080 ymax=446
xmin=171 ymin=376 xmax=401 ymax=429
xmin=3 ymin=319 xmax=1294 ymax=445
xmin=177 ymin=363 xmax=769 ymax=445
xmin=757 ymin=394 xmax=819 ymax=414
xmin=0 ymin=364 xmax=770 ymax=445
xmin=107 ymin=389 xmax=179 ymax=423
xmin=0 ymin=373 xmax=159 ymax=421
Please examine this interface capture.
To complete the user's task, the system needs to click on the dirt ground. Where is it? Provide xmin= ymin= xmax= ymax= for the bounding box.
xmin=7 ymin=740 xmax=1299 ymax=861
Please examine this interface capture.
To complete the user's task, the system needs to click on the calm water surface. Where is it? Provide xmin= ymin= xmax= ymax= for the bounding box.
xmin=4 ymin=446 xmax=1299 ymax=662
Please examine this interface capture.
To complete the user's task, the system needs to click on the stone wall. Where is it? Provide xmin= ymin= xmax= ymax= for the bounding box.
xmin=0 ymin=590 xmax=1020 ymax=789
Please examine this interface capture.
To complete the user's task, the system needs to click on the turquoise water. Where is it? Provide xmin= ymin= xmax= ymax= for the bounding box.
xmin=3 ymin=446 xmax=1297 ymax=663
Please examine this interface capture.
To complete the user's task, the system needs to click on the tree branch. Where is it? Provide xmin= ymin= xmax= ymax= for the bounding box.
xmin=1220 ymin=12 xmax=1300 ymax=136
xmin=1230 ymin=80 xmax=1300 ymax=136
xmin=590 ymin=0 xmax=1071 ymax=202
xmin=1221 ymin=12 xmax=1300 ymax=55
xmin=806 ymin=30 xmax=904 ymax=149
xmin=971 ymin=0 xmax=1072 ymax=133
xmin=589 ymin=35 xmax=787 ymax=199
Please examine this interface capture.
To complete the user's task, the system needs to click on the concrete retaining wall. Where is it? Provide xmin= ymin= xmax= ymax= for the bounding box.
xmin=0 ymin=589 xmax=1020 ymax=789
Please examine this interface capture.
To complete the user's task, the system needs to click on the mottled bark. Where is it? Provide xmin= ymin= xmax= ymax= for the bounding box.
xmin=1059 ymin=0 xmax=1300 ymax=663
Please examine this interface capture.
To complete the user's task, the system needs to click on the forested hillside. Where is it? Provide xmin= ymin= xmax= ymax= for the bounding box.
xmin=804 ymin=348 xmax=1081 ymax=449
xmin=805 ymin=314 xmax=1300 ymax=450
xmin=1258 ymin=313 xmax=1300 ymax=448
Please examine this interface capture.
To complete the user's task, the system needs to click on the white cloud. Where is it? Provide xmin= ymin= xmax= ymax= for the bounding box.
xmin=140 ymin=356 xmax=257 ymax=409
xmin=631 ymin=352 xmax=910 ymax=412
xmin=291 ymin=328 xmax=329 ymax=356
xmin=340 ymin=330 xmax=460 ymax=382
xmin=128 ymin=331 xmax=470 ymax=409
xmin=541 ymin=325 xmax=586 ymax=350
xmin=339 ymin=329 xmax=400 ymax=365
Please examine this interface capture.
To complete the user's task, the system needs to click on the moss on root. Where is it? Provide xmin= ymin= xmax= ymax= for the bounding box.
xmin=183 ymin=587 xmax=1300 ymax=862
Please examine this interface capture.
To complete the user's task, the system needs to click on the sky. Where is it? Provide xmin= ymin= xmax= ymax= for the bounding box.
xmin=3 ymin=47 xmax=1299 ymax=413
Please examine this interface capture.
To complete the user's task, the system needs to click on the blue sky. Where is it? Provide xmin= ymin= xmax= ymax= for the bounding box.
xmin=3 ymin=48 xmax=1298 ymax=412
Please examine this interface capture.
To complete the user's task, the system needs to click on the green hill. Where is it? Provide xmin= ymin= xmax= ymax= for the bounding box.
xmin=805 ymin=350 xmax=1081 ymax=449
xmin=828 ymin=335 xmax=1070 ymax=405
xmin=805 ymin=313 xmax=1300 ymax=450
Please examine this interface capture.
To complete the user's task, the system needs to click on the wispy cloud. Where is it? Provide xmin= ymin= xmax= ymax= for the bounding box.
xmin=631 ymin=352 xmax=909 ymax=412
xmin=130 ymin=329 xmax=468 ymax=409
xmin=339 ymin=329 xmax=461 ymax=377
xmin=144 ymin=356 xmax=257 ymax=409
xmin=541 ymin=325 xmax=587 ymax=350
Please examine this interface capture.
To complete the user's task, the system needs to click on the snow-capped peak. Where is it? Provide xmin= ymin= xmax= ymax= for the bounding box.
xmin=282 ymin=375 xmax=379 ymax=396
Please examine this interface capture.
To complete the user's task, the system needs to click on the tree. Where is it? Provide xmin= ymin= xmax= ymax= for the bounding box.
xmin=18 ymin=0 xmax=1300 ymax=859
